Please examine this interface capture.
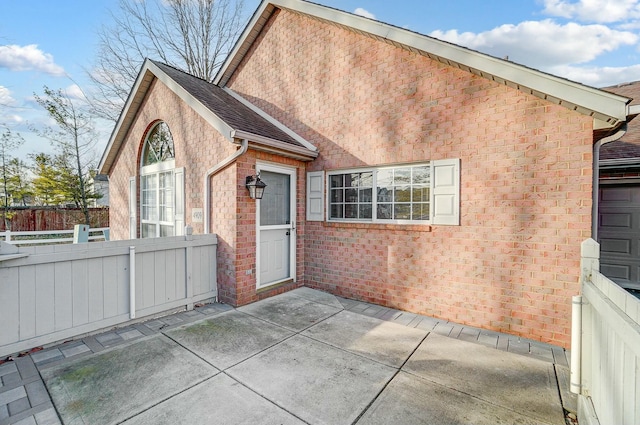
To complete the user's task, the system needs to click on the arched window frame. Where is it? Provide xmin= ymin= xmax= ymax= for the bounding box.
xmin=138 ymin=122 xmax=184 ymax=238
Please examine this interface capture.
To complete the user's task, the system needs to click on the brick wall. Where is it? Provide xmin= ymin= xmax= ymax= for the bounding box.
xmin=107 ymin=77 xmax=308 ymax=306
xmin=108 ymin=79 xmax=240 ymax=298
xmin=227 ymin=10 xmax=593 ymax=347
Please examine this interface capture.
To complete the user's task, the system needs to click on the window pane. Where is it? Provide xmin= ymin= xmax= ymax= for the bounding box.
xmin=345 ymin=174 xmax=359 ymax=188
xmin=345 ymin=204 xmax=358 ymax=218
xmin=359 ymin=204 xmax=372 ymax=219
xmin=331 ymin=189 xmax=343 ymax=203
xmin=330 ymin=204 xmax=343 ymax=218
xmin=359 ymin=188 xmax=372 ymax=203
xmin=377 ymin=204 xmax=392 ymax=219
xmin=395 ymin=204 xmax=411 ymax=220
xmin=377 ymin=169 xmax=392 ymax=186
xmin=377 ymin=187 xmax=392 ymax=202
xmin=412 ymin=203 xmax=429 ymax=220
xmin=394 ymin=187 xmax=411 ymax=202
xmin=394 ymin=168 xmax=411 ymax=185
xmin=159 ymin=225 xmax=174 ymax=237
xmin=141 ymin=223 xmax=156 ymax=238
xmin=143 ymin=122 xmax=175 ymax=166
xmin=260 ymin=171 xmax=291 ymax=226
xmin=345 ymin=188 xmax=357 ymax=203
xmin=329 ymin=165 xmax=430 ymax=223
xmin=330 ymin=175 xmax=343 ymax=188
xmin=412 ymin=166 xmax=430 ymax=184
xmin=412 ymin=186 xmax=429 ymax=202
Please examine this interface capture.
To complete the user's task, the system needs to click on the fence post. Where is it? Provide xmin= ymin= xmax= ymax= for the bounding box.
xmin=73 ymin=224 xmax=89 ymax=243
xmin=575 ymin=238 xmax=599 ymax=399
xmin=185 ymin=226 xmax=194 ymax=310
xmin=129 ymin=246 xmax=136 ymax=319
xmin=580 ymin=238 xmax=600 ymax=283
xmin=5 ymin=229 xmax=10 ymax=242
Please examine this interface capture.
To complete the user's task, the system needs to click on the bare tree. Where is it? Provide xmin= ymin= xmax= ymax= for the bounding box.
xmin=33 ymin=87 xmax=98 ymax=225
xmin=88 ymin=0 xmax=246 ymax=121
xmin=0 ymin=128 xmax=24 ymax=229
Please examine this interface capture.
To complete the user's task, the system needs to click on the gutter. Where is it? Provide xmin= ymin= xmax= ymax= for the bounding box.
xmin=203 ymin=139 xmax=249 ymax=234
xmin=592 ymin=123 xmax=627 ymax=240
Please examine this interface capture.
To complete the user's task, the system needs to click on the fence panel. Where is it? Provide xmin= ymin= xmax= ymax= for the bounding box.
xmin=0 ymin=234 xmax=217 ymax=358
xmin=580 ymin=238 xmax=640 ymax=425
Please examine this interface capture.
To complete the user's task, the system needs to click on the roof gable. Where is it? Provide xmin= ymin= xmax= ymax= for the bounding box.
xmin=215 ymin=0 xmax=632 ymax=130
xmin=99 ymin=59 xmax=317 ymax=174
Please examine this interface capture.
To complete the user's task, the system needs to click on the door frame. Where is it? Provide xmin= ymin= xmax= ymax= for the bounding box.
xmin=255 ymin=161 xmax=297 ymax=289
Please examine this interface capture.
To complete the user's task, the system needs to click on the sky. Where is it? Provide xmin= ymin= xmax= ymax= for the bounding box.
xmin=2 ymin=0 xmax=640 ymax=162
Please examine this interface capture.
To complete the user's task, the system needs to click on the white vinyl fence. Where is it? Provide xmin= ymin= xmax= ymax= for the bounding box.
xmin=0 ymin=233 xmax=217 ymax=358
xmin=0 ymin=227 xmax=110 ymax=245
xmin=576 ymin=239 xmax=640 ymax=425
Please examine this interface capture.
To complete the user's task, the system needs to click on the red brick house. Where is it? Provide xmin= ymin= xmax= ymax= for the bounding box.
xmin=99 ymin=0 xmax=636 ymax=347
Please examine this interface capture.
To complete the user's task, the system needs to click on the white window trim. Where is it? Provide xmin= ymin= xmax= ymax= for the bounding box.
xmin=324 ymin=159 xmax=459 ymax=226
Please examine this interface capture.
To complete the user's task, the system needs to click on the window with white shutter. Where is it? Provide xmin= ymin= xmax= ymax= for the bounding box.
xmin=325 ymin=159 xmax=460 ymax=225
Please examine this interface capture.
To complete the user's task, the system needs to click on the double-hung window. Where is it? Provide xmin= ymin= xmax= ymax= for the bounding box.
xmin=308 ymin=159 xmax=459 ymax=225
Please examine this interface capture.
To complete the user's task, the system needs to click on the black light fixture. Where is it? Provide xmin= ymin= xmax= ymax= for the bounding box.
xmin=245 ymin=174 xmax=267 ymax=200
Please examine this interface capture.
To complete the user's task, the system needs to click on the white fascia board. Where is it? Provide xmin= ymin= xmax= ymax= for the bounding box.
xmin=214 ymin=0 xmax=275 ymax=86
xmin=146 ymin=61 xmax=235 ymax=142
xmin=232 ymin=129 xmax=318 ymax=160
xmin=224 ymin=87 xmax=317 ymax=152
xmin=216 ymin=0 xmax=630 ymax=125
xmin=99 ymin=58 xmax=155 ymax=174
xmin=286 ymin=0 xmax=629 ymax=123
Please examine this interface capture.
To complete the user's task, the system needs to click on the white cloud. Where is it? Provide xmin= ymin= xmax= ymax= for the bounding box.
xmin=549 ymin=63 xmax=640 ymax=87
xmin=0 ymin=86 xmax=16 ymax=106
xmin=543 ymin=0 xmax=640 ymax=23
xmin=64 ymin=84 xmax=87 ymax=101
xmin=2 ymin=114 xmax=25 ymax=125
xmin=0 ymin=44 xmax=65 ymax=76
xmin=354 ymin=7 xmax=375 ymax=20
xmin=429 ymin=19 xmax=637 ymax=69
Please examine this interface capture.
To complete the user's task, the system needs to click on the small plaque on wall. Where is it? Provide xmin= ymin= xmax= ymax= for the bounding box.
xmin=191 ymin=208 xmax=203 ymax=223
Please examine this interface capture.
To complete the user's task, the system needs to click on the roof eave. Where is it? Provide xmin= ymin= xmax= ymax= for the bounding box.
xmin=98 ymin=58 xmax=156 ymax=175
xmin=233 ymin=130 xmax=318 ymax=160
xmin=214 ymin=0 xmax=631 ymax=127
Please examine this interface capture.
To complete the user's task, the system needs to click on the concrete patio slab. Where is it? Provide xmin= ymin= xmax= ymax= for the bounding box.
xmin=9 ymin=288 xmax=570 ymax=425
xmin=302 ymin=309 xmax=428 ymax=367
xmin=227 ymin=334 xmax=397 ymax=425
xmin=164 ymin=310 xmax=294 ymax=370
xmin=403 ymin=333 xmax=565 ymax=424
xmin=237 ymin=291 xmax=342 ymax=331
xmin=288 ymin=286 xmax=345 ymax=309
xmin=121 ymin=374 xmax=305 ymax=425
xmin=356 ymin=370 xmax=546 ymax=425
xmin=41 ymin=335 xmax=218 ymax=425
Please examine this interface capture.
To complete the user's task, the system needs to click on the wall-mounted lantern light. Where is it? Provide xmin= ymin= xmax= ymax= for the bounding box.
xmin=245 ymin=174 xmax=267 ymax=200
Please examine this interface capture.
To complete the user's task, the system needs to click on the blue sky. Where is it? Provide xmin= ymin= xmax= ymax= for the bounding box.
xmin=2 ymin=0 xmax=640 ymax=161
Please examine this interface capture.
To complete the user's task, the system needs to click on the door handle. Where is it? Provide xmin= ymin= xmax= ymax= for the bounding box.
xmin=286 ymin=231 xmax=290 ymax=235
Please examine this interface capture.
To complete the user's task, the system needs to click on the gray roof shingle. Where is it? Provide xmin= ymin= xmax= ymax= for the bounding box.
xmin=600 ymin=81 xmax=640 ymax=162
xmin=151 ymin=60 xmax=303 ymax=148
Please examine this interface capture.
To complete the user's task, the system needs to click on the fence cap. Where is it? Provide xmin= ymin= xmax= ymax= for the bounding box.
xmin=581 ymin=238 xmax=600 ymax=258
xmin=0 ymin=241 xmax=19 ymax=255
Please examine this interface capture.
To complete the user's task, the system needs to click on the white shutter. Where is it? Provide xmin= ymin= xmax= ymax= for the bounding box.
xmin=129 ymin=177 xmax=137 ymax=239
xmin=174 ymin=167 xmax=185 ymax=236
xmin=306 ymin=171 xmax=324 ymax=221
xmin=431 ymin=158 xmax=460 ymax=225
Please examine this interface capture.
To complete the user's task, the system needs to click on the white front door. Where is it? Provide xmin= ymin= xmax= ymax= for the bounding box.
xmin=256 ymin=164 xmax=296 ymax=289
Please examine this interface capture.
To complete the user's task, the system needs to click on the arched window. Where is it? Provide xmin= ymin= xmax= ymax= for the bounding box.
xmin=139 ymin=122 xmax=183 ymax=238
